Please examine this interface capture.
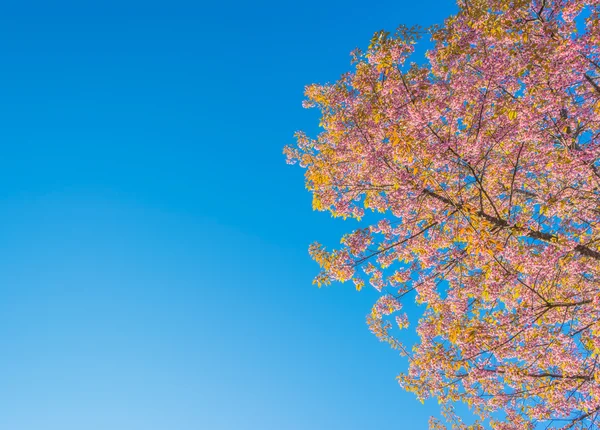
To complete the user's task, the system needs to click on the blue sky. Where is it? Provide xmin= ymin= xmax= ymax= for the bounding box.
xmin=0 ymin=1 xmax=456 ymax=429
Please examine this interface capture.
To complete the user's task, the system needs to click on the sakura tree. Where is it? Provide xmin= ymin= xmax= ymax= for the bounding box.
xmin=285 ymin=0 xmax=600 ymax=428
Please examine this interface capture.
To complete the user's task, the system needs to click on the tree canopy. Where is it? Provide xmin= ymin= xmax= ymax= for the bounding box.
xmin=285 ymin=0 xmax=600 ymax=428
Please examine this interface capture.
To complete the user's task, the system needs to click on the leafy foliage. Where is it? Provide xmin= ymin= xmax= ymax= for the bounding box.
xmin=286 ymin=0 xmax=600 ymax=428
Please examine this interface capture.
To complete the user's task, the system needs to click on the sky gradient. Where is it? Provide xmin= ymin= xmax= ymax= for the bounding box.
xmin=0 ymin=1 xmax=457 ymax=429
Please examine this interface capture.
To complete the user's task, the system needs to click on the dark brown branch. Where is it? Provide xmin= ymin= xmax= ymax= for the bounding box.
xmin=352 ymin=221 xmax=438 ymax=266
xmin=422 ymin=189 xmax=600 ymax=261
xmin=472 ymin=367 xmax=592 ymax=381
xmin=585 ymin=74 xmax=600 ymax=96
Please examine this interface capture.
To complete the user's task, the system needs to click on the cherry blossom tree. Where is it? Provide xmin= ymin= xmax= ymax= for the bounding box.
xmin=285 ymin=0 xmax=600 ymax=428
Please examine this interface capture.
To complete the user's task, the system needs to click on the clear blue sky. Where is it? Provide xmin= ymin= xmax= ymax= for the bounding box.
xmin=0 ymin=1 xmax=456 ymax=429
